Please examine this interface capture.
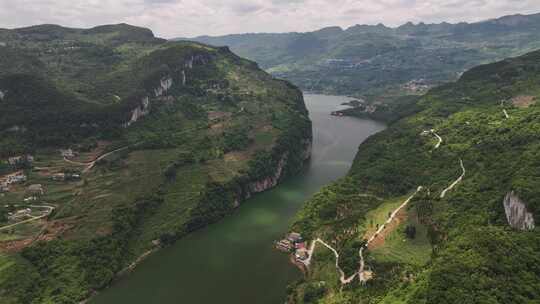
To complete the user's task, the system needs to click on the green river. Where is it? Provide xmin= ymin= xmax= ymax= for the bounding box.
xmin=92 ymin=94 xmax=386 ymax=304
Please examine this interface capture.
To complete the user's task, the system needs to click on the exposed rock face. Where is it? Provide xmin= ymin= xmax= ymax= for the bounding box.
xmin=124 ymin=97 xmax=150 ymax=127
xmin=185 ymin=55 xmax=208 ymax=69
xmin=301 ymin=139 xmax=313 ymax=161
xmin=245 ymin=139 xmax=312 ymax=197
xmin=154 ymin=77 xmax=173 ymax=97
xmin=121 ymin=54 xmax=213 ymax=128
xmin=181 ymin=70 xmax=187 ymax=85
xmin=248 ymin=153 xmax=289 ymax=194
xmin=123 ymin=75 xmax=174 ymax=127
xmin=0 ymin=90 xmax=5 ymax=100
xmin=504 ymin=191 xmax=535 ymax=231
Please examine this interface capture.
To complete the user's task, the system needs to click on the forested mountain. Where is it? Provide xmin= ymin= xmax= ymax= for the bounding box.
xmin=0 ymin=24 xmax=311 ymax=303
xmin=287 ymin=48 xmax=540 ymax=303
xmin=188 ymin=13 xmax=540 ymax=102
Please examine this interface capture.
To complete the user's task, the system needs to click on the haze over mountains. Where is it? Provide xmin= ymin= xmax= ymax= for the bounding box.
xmin=187 ymin=13 xmax=540 ymax=100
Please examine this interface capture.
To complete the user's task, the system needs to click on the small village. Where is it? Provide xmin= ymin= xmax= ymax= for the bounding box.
xmin=275 ymin=232 xmax=310 ymax=266
xmin=0 ymin=149 xmax=85 ymax=235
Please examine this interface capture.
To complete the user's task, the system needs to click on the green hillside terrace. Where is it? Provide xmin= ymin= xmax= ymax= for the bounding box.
xmin=0 ymin=24 xmax=312 ymax=303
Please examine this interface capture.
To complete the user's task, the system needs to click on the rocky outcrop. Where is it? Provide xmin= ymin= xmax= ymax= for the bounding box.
xmin=154 ymin=77 xmax=173 ymax=97
xmin=242 ymin=139 xmax=312 ymax=200
xmin=248 ymin=153 xmax=289 ymax=194
xmin=301 ymin=139 xmax=313 ymax=161
xmin=124 ymin=97 xmax=150 ymax=127
xmin=123 ymin=75 xmax=174 ymax=127
xmin=121 ymin=53 xmax=215 ymax=128
xmin=181 ymin=70 xmax=187 ymax=85
xmin=185 ymin=54 xmax=209 ymax=69
xmin=0 ymin=90 xmax=5 ymax=100
xmin=503 ymin=191 xmax=535 ymax=231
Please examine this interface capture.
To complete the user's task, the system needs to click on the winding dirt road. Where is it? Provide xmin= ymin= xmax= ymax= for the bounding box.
xmin=423 ymin=129 xmax=443 ymax=149
xmin=304 ymin=187 xmax=423 ymax=286
xmin=503 ymin=109 xmax=510 ymax=119
xmin=0 ymin=205 xmax=55 ymax=231
xmin=440 ymin=159 xmax=465 ymax=199
xmin=302 ymin=129 xmax=465 ymax=286
xmin=64 ymin=146 xmax=130 ymax=173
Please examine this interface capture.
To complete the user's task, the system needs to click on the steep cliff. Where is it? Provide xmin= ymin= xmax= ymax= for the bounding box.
xmin=503 ymin=191 xmax=535 ymax=231
xmin=246 ymin=138 xmax=312 ymax=196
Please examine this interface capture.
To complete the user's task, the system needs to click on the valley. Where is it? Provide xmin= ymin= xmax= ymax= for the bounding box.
xmin=90 ymin=94 xmax=385 ymax=304
xmin=189 ymin=13 xmax=540 ymax=118
xmin=0 ymin=9 xmax=539 ymax=304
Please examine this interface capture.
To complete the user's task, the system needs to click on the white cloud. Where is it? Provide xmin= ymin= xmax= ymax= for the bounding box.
xmin=0 ymin=0 xmax=539 ymax=38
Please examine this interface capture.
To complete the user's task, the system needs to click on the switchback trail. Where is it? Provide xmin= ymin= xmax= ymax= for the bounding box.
xmin=304 ymin=129 xmax=466 ymax=286
xmin=304 ymin=187 xmax=423 ymax=285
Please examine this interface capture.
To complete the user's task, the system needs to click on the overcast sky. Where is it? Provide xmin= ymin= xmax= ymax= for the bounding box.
xmin=1 ymin=0 xmax=540 ymax=38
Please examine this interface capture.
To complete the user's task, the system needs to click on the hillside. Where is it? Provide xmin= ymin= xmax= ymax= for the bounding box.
xmin=188 ymin=13 xmax=540 ymax=105
xmin=286 ymin=49 xmax=540 ymax=303
xmin=0 ymin=24 xmax=312 ymax=303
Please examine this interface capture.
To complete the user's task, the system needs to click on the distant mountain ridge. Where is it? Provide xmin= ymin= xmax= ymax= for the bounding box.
xmin=182 ymin=12 xmax=540 ymax=100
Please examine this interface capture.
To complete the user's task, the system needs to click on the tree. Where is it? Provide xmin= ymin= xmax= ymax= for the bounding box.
xmin=404 ymin=225 xmax=417 ymax=239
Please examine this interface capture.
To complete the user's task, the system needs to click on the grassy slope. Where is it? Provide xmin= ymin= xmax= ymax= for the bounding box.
xmin=288 ymin=50 xmax=540 ymax=304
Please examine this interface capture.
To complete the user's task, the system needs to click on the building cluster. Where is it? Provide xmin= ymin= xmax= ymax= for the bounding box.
xmin=402 ymin=79 xmax=431 ymax=93
xmin=7 ymin=155 xmax=34 ymax=166
xmin=0 ymin=171 xmax=27 ymax=192
xmin=7 ymin=207 xmax=32 ymax=221
xmin=276 ymin=232 xmax=310 ymax=262
xmin=60 ymin=149 xmax=77 ymax=158
xmin=51 ymin=172 xmax=81 ymax=181
xmin=27 ymin=184 xmax=44 ymax=196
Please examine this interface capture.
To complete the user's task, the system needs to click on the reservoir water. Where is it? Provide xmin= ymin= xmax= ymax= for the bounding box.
xmin=92 ymin=94 xmax=386 ymax=304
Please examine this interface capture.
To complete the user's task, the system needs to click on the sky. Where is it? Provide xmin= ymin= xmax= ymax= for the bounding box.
xmin=1 ymin=0 xmax=540 ymax=38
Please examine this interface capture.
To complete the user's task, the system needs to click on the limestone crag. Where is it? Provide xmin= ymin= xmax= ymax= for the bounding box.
xmin=124 ymin=97 xmax=150 ymax=127
xmin=503 ymin=191 xmax=535 ymax=231
xmin=154 ymin=77 xmax=173 ymax=97
xmin=248 ymin=153 xmax=289 ymax=194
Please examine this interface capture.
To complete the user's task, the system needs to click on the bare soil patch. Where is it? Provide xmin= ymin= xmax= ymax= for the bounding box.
xmin=511 ymin=95 xmax=536 ymax=108
xmin=365 ymin=208 xmax=408 ymax=250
